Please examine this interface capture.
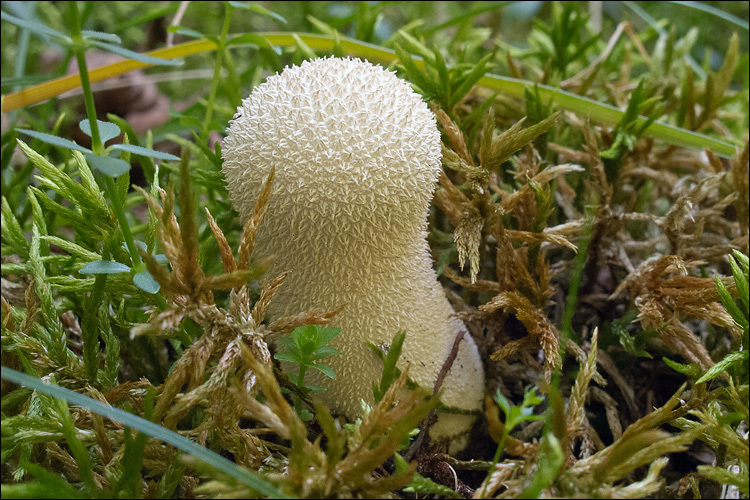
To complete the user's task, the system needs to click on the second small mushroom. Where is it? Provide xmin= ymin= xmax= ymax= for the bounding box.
xmin=222 ymin=57 xmax=485 ymax=447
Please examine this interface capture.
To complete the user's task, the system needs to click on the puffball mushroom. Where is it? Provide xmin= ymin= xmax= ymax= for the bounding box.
xmin=222 ymin=56 xmax=484 ymax=447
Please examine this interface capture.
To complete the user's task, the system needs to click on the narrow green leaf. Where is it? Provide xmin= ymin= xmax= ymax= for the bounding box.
xmin=111 ymin=4 xmax=181 ymax=32
xmin=80 ymin=260 xmax=131 ymax=274
xmin=716 ymin=276 xmax=748 ymax=331
xmin=273 ymin=352 xmax=301 ymax=364
xmin=312 ymin=363 xmax=337 ymax=379
xmin=114 ymin=427 xmax=148 ymax=498
xmin=332 ymin=29 xmax=344 ymax=58
xmin=310 ymin=346 xmax=341 ymax=360
xmin=40 ymin=236 xmax=101 ymax=262
xmin=394 ymin=43 xmax=436 ymax=96
xmin=696 ymin=351 xmax=748 ymax=384
xmin=132 ymin=270 xmax=161 ymax=294
xmin=1 ymin=75 xmax=54 ymax=88
xmin=520 ymin=433 xmax=564 ymax=498
xmin=1 ymin=195 xmax=29 ymax=258
xmin=17 ymin=129 xmax=91 ymax=153
xmin=167 ymin=26 xmax=219 ymax=46
xmin=315 ymin=326 xmax=342 ymax=348
xmin=53 ymin=397 xmax=95 ymax=493
xmin=292 ymin=32 xmax=317 ymax=60
xmin=81 ymin=30 xmax=121 ymax=43
xmin=452 ymin=53 xmax=493 ymax=106
xmin=0 ymin=11 xmax=71 ymax=44
xmin=395 ymin=29 xmax=435 ymax=63
xmin=374 ymin=330 xmax=406 ymax=402
xmin=421 ymin=2 xmax=510 ymax=35
xmin=79 ymin=119 xmax=121 ymax=143
xmin=85 ymin=153 xmax=130 ymax=177
xmin=663 ymin=356 xmax=703 ymax=378
xmin=729 ymin=254 xmax=749 ymax=316
xmin=432 ymin=45 xmax=450 ymax=98
xmin=241 ymin=3 xmax=287 ymax=24
xmin=0 ymin=368 xmax=290 ymax=499
xmin=228 ymin=32 xmax=274 ymax=49
xmin=109 ymin=144 xmax=180 ymax=161
xmin=668 ymin=1 xmax=749 ymax=31
xmin=89 ymin=40 xmax=183 ymax=66
xmin=732 ymin=250 xmax=749 ymax=271
xmin=697 ymin=464 xmax=749 ymax=493
xmin=166 ymin=26 xmax=208 ymax=39
xmin=306 ymin=15 xmax=338 ymax=36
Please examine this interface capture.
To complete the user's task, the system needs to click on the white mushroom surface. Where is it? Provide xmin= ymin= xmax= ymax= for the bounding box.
xmin=222 ymin=56 xmax=484 ymax=445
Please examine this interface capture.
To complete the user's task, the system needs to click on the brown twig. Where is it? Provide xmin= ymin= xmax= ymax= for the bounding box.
xmin=404 ymin=329 xmax=466 ymax=461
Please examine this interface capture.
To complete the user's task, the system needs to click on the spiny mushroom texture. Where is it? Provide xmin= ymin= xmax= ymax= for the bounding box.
xmin=222 ymin=56 xmax=484 ymax=445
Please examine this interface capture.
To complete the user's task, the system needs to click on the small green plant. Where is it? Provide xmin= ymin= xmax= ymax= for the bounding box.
xmin=662 ymin=250 xmax=749 ymax=385
xmin=703 ymin=250 xmax=749 ymax=384
xmin=478 ymin=386 xmax=546 ymax=497
xmin=492 ymin=386 xmax=546 ymax=453
xmin=394 ymin=38 xmax=493 ymax=117
xmin=526 ymin=1 xmax=599 ymax=80
xmin=3 ymin=2 xmax=180 ymax=300
xmin=369 ymin=329 xmax=406 ymax=403
xmin=604 ymin=309 xmax=661 ymax=359
xmin=274 ymin=324 xmax=342 ymax=421
xmin=370 ymin=330 xmax=460 ymax=499
xmin=599 ymin=79 xmax=663 ymax=179
xmin=661 ymin=250 xmax=749 ymax=496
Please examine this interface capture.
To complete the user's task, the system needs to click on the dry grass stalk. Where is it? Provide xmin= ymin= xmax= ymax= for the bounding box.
xmin=483 ymin=291 xmax=561 ymax=382
xmin=126 ymin=161 xmax=287 ymax=473
xmin=566 ymin=327 xmax=602 ymax=459
xmin=232 ymin=342 xmax=437 ymax=498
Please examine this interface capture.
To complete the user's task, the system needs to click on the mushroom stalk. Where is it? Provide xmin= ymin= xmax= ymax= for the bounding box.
xmin=222 ymin=57 xmax=484 ymax=447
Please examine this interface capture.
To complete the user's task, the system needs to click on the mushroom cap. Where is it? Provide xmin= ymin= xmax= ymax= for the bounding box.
xmin=222 ymin=56 xmax=442 ymax=230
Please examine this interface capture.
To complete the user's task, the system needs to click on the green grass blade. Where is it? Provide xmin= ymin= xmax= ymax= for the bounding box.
xmin=0 ymin=368 xmax=291 ymax=499
xmin=666 ymin=1 xmax=748 ymax=31
xmin=474 ymin=73 xmax=738 ymax=157
xmin=0 ymin=10 xmax=71 ymax=44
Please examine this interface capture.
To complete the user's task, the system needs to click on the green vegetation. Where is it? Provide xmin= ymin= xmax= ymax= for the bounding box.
xmin=274 ymin=324 xmax=342 ymax=421
xmin=2 ymin=1 xmax=748 ymax=498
